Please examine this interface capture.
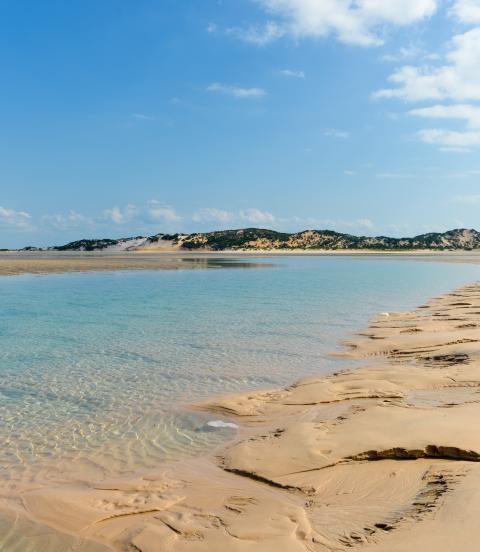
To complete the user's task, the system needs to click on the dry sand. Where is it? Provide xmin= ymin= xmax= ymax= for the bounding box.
xmin=3 ymin=282 xmax=480 ymax=549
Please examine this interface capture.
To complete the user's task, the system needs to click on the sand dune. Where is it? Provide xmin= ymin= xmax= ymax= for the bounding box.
xmin=5 ymin=282 xmax=480 ymax=550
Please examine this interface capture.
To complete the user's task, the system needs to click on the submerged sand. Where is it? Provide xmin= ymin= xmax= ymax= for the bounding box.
xmin=4 ymin=282 xmax=480 ymax=549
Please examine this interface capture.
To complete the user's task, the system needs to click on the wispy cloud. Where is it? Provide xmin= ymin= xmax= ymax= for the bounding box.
xmin=381 ymin=44 xmax=439 ymax=63
xmin=278 ymin=69 xmax=305 ymax=79
xmin=206 ymin=82 xmax=267 ymax=99
xmin=192 ymin=208 xmax=235 ymax=223
xmin=324 ymin=128 xmax=350 ymax=139
xmin=381 ymin=44 xmax=424 ymax=62
xmin=228 ymin=0 xmax=438 ymax=47
xmin=131 ymin=113 xmax=156 ymax=121
xmin=41 ymin=211 xmax=93 ymax=230
xmin=286 ymin=216 xmax=375 ymax=231
xmin=0 ymin=206 xmax=32 ymax=230
xmin=239 ymin=208 xmax=275 ymax=224
xmin=225 ymin=22 xmax=284 ymax=46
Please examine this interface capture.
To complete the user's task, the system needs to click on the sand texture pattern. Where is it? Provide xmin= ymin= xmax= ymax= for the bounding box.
xmin=4 ymin=283 xmax=480 ymax=550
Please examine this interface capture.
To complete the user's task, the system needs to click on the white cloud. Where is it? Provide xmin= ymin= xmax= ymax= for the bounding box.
xmin=450 ymin=0 xmax=480 ymax=23
xmin=147 ymin=201 xmax=181 ymax=223
xmin=239 ymin=208 xmax=276 ymax=224
xmin=417 ymin=128 xmax=480 ymax=150
xmin=235 ymin=0 xmax=438 ymax=47
xmin=278 ymin=69 xmax=305 ymax=79
xmin=207 ymin=82 xmax=267 ymax=99
xmin=103 ymin=204 xmax=138 ymax=225
xmin=192 ymin=208 xmax=235 ymax=223
xmin=376 ymin=26 xmax=480 ymax=152
xmin=409 ymin=104 xmax=480 ymax=128
xmin=0 ymin=206 xmax=32 ymax=229
xmin=374 ymin=28 xmax=480 ymax=102
xmin=324 ymin=128 xmax=350 ymax=139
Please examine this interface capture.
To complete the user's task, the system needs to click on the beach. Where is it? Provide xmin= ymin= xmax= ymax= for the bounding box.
xmin=2 ymin=259 xmax=480 ymax=550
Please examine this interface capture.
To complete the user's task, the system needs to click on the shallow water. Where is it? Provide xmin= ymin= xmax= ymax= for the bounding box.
xmin=0 ymin=256 xmax=479 ymax=491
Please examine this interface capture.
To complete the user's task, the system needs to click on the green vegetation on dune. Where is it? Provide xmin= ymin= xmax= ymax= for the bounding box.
xmin=17 ymin=227 xmax=480 ymax=252
xmin=54 ymin=239 xmax=120 ymax=251
xmin=179 ymin=227 xmax=480 ymax=251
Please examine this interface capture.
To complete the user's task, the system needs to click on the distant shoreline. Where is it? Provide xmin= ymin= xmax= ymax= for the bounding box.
xmin=6 ymin=226 xmax=480 ymax=254
xmin=2 ymin=249 xmax=480 ymax=276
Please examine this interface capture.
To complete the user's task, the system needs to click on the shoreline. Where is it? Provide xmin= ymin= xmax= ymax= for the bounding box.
xmin=3 ymin=249 xmax=480 ymax=276
xmin=4 ymin=282 xmax=480 ymax=550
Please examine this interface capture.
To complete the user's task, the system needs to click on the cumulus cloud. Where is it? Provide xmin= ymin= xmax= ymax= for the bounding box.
xmin=374 ymin=28 xmax=480 ymax=102
xmin=206 ymin=83 xmax=267 ymax=98
xmin=147 ymin=201 xmax=181 ymax=223
xmin=450 ymin=0 xmax=480 ymax=23
xmin=232 ymin=0 xmax=438 ymax=47
xmin=239 ymin=208 xmax=276 ymax=224
xmin=409 ymin=104 xmax=480 ymax=128
xmin=376 ymin=24 xmax=480 ymax=152
xmin=417 ymin=128 xmax=480 ymax=150
xmin=103 ymin=204 xmax=138 ymax=225
xmin=0 ymin=206 xmax=32 ymax=229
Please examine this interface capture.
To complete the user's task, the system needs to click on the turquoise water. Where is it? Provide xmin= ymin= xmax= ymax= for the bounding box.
xmin=1 ymin=255 xmax=479 ymax=488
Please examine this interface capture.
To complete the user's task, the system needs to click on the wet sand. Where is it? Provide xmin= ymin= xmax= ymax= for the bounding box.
xmin=0 ymin=252 xmax=274 ymax=275
xmin=3 ymin=249 xmax=480 ymax=276
xmin=3 ymin=282 xmax=480 ymax=550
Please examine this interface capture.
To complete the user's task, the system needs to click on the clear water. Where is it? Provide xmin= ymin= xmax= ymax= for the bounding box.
xmin=0 ymin=256 xmax=479 ymax=490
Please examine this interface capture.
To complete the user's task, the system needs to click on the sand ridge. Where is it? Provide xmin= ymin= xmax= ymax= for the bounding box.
xmin=4 ymin=250 xmax=480 ymax=276
xmin=5 ymin=283 xmax=480 ymax=550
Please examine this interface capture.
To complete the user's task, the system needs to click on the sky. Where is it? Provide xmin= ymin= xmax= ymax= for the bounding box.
xmin=2 ymin=0 xmax=480 ymax=247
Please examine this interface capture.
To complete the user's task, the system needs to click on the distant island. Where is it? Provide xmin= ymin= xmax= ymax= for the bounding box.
xmin=17 ymin=227 xmax=480 ymax=252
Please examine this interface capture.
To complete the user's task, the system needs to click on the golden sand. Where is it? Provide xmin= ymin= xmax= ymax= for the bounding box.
xmin=3 ymin=281 xmax=480 ymax=549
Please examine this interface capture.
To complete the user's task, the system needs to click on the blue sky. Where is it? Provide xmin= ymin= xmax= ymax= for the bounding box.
xmin=2 ymin=0 xmax=480 ymax=247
